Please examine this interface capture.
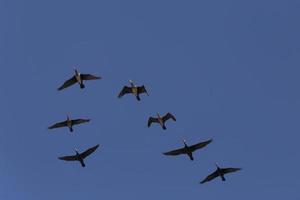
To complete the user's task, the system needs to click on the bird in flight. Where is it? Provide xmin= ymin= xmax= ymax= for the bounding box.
xmin=200 ymin=163 xmax=241 ymax=184
xmin=58 ymin=69 xmax=101 ymax=91
xmin=48 ymin=115 xmax=90 ymax=132
xmin=58 ymin=144 xmax=100 ymax=167
xmin=148 ymin=112 xmax=176 ymax=130
xmin=163 ymin=139 xmax=212 ymax=160
xmin=118 ymin=80 xmax=148 ymax=101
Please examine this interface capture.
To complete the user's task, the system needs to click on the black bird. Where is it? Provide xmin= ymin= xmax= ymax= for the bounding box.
xmin=148 ymin=112 xmax=176 ymax=130
xmin=118 ymin=80 xmax=148 ymax=101
xmin=200 ymin=164 xmax=241 ymax=184
xmin=58 ymin=144 xmax=99 ymax=167
xmin=58 ymin=69 xmax=101 ymax=91
xmin=48 ymin=115 xmax=90 ymax=132
xmin=163 ymin=139 xmax=212 ymax=160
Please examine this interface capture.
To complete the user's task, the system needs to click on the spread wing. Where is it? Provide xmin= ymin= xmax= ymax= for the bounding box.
xmin=163 ymin=147 xmax=187 ymax=156
xmin=148 ymin=117 xmax=159 ymax=127
xmin=80 ymin=144 xmax=99 ymax=159
xmin=58 ymin=155 xmax=78 ymax=161
xmin=162 ymin=113 xmax=176 ymax=123
xmin=81 ymin=74 xmax=101 ymax=80
xmin=118 ymin=86 xmax=132 ymax=98
xmin=189 ymin=139 xmax=212 ymax=152
xmin=221 ymin=167 xmax=241 ymax=175
xmin=200 ymin=170 xmax=219 ymax=184
xmin=48 ymin=120 xmax=68 ymax=129
xmin=137 ymin=85 xmax=149 ymax=95
xmin=58 ymin=76 xmax=77 ymax=91
xmin=71 ymin=119 xmax=90 ymax=126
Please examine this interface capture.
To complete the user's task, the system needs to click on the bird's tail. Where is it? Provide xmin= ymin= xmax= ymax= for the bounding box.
xmin=136 ymin=95 xmax=141 ymax=101
xmin=69 ymin=127 xmax=74 ymax=132
xmin=162 ymin=125 xmax=167 ymax=130
xmin=221 ymin=175 xmax=226 ymax=181
xmin=80 ymin=83 xmax=85 ymax=89
xmin=80 ymin=160 xmax=86 ymax=167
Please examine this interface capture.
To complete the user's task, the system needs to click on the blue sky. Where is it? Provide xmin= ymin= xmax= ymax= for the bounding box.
xmin=1 ymin=0 xmax=300 ymax=199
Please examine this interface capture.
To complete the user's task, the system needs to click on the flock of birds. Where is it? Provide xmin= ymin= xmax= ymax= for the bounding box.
xmin=48 ymin=69 xmax=241 ymax=184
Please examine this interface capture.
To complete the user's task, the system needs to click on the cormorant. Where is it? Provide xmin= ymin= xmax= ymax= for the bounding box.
xmin=163 ymin=139 xmax=212 ymax=160
xmin=48 ymin=115 xmax=90 ymax=132
xmin=148 ymin=112 xmax=176 ymax=130
xmin=58 ymin=144 xmax=99 ymax=167
xmin=58 ymin=69 xmax=101 ymax=90
xmin=200 ymin=164 xmax=241 ymax=184
xmin=118 ymin=80 xmax=148 ymax=101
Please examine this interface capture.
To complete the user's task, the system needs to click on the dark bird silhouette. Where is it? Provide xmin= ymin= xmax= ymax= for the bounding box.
xmin=48 ymin=115 xmax=90 ymax=132
xmin=118 ymin=80 xmax=148 ymax=101
xmin=148 ymin=112 xmax=176 ymax=130
xmin=200 ymin=164 xmax=241 ymax=184
xmin=163 ymin=139 xmax=212 ymax=160
xmin=58 ymin=144 xmax=99 ymax=167
xmin=58 ymin=69 xmax=101 ymax=91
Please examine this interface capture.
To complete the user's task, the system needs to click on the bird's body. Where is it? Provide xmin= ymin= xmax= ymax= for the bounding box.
xmin=74 ymin=70 xmax=84 ymax=88
xmin=157 ymin=113 xmax=164 ymax=127
xmin=58 ymin=144 xmax=99 ymax=167
xmin=58 ymin=69 xmax=101 ymax=91
xmin=183 ymin=142 xmax=194 ymax=160
xmin=148 ymin=112 xmax=176 ymax=130
xmin=118 ymin=80 xmax=148 ymax=101
xmin=163 ymin=139 xmax=212 ymax=160
xmin=48 ymin=115 xmax=90 ymax=132
xmin=131 ymin=82 xmax=138 ymax=94
xmin=200 ymin=164 xmax=241 ymax=184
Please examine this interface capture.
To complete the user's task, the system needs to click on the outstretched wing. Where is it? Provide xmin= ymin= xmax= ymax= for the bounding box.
xmin=72 ymin=119 xmax=90 ymax=126
xmin=189 ymin=139 xmax=212 ymax=152
xmin=81 ymin=74 xmax=101 ymax=80
xmin=48 ymin=120 xmax=68 ymax=129
xmin=80 ymin=144 xmax=100 ymax=159
xmin=163 ymin=147 xmax=187 ymax=156
xmin=58 ymin=155 xmax=78 ymax=161
xmin=221 ymin=167 xmax=241 ymax=175
xmin=148 ymin=117 xmax=159 ymax=127
xmin=118 ymin=86 xmax=132 ymax=98
xmin=137 ymin=85 xmax=148 ymax=95
xmin=58 ymin=76 xmax=77 ymax=91
xmin=162 ymin=112 xmax=176 ymax=123
xmin=200 ymin=170 xmax=219 ymax=184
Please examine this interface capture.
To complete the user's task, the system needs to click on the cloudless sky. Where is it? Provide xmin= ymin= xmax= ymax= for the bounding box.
xmin=1 ymin=0 xmax=300 ymax=199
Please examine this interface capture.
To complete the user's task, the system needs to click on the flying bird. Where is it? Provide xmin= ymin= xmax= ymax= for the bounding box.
xmin=58 ymin=69 xmax=101 ymax=91
xmin=48 ymin=115 xmax=90 ymax=132
xmin=148 ymin=112 xmax=176 ymax=130
xmin=58 ymin=144 xmax=99 ymax=167
xmin=200 ymin=164 xmax=241 ymax=184
xmin=118 ymin=80 xmax=148 ymax=101
xmin=163 ymin=139 xmax=212 ymax=160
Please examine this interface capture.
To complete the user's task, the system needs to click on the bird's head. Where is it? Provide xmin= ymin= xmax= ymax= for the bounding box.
xmin=74 ymin=149 xmax=79 ymax=155
xmin=215 ymin=163 xmax=220 ymax=169
xmin=182 ymin=139 xmax=187 ymax=145
xmin=129 ymin=79 xmax=135 ymax=87
xmin=73 ymin=68 xmax=79 ymax=75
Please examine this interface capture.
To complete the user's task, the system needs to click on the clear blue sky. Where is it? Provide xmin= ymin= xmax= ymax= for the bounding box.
xmin=1 ymin=0 xmax=299 ymax=199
